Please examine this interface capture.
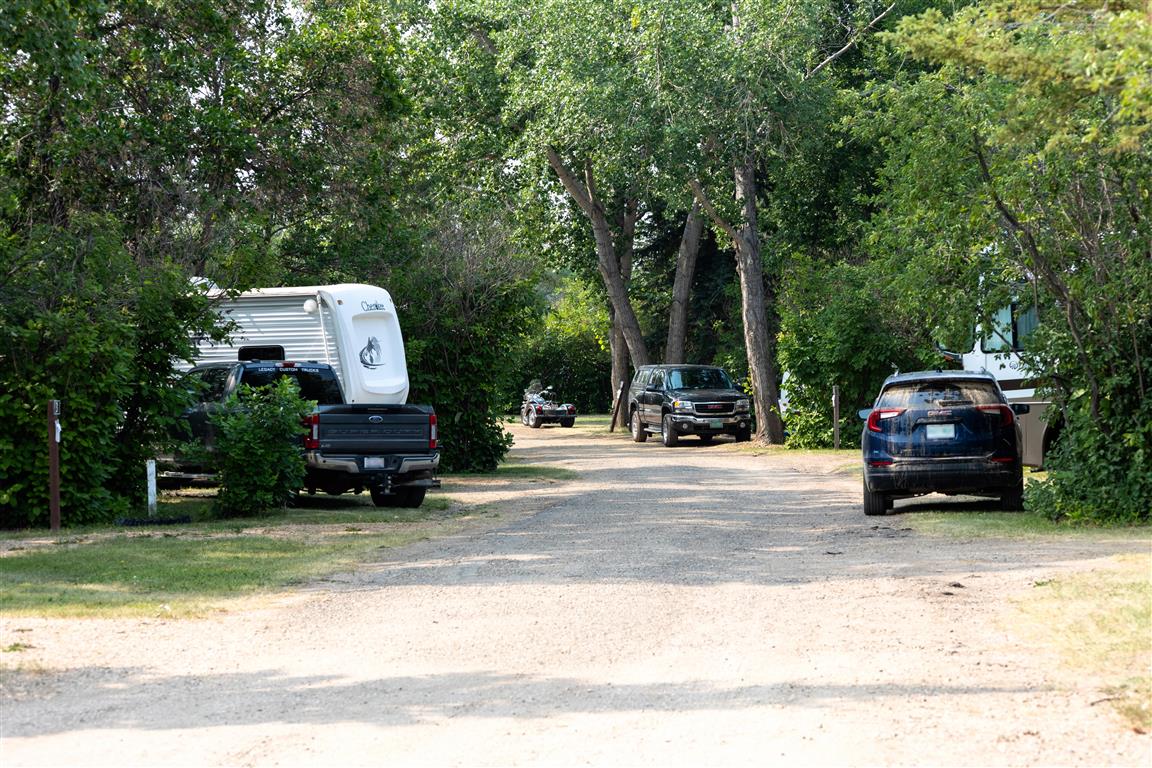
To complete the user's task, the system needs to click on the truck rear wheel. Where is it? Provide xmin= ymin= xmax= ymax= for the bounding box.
xmin=370 ymin=486 xmax=427 ymax=508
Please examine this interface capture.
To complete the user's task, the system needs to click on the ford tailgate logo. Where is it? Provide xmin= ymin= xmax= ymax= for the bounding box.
xmin=368 ymin=415 xmax=384 ymax=424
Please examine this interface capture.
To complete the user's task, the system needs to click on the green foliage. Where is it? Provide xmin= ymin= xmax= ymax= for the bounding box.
xmin=514 ymin=276 xmax=612 ymax=413
xmin=0 ymin=218 xmax=221 ymax=528
xmin=860 ymin=1 xmax=1152 ymax=522
xmin=1026 ymin=403 xmax=1152 ymax=526
xmin=383 ymin=204 xmax=537 ymax=473
xmin=778 ymin=258 xmax=932 ymax=448
xmin=209 ymin=378 xmax=312 ymax=518
xmin=0 ymin=219 xmax=135 ymax=526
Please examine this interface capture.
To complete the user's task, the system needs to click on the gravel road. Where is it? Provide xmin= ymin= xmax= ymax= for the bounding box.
xmin=2 ymin=423 xmax=1149 ymax=767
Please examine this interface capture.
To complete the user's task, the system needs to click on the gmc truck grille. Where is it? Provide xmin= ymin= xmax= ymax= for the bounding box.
xmin=693 ymin=402 xmax=734 ymax=415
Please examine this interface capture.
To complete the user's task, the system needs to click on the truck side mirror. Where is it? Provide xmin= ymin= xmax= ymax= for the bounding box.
xmin=857 ymin=409 xmax=872 ymax=420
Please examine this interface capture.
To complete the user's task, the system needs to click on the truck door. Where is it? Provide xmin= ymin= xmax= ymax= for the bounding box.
xmin=645 ymin=369 xmax=666 ymax=424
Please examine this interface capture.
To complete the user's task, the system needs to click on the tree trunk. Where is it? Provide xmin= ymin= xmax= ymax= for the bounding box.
xmin=731 ymin=159 xmax=785 ymax=443
xmin=689 ymin=165 xmax=786 ymax=444
xmin=546 ymin=147 xmax=650 ymax=369
xmin=665 ymin=201 xmax=704 ymax=364
xmin=609 ymin=317 xmax=630 ymax=428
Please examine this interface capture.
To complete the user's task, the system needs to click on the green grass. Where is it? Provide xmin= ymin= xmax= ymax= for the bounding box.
xmin=448 ymin=458 xmax=579 ymax=482
xmin=0 ymin=491 xmax=463 ymax=618
xmin=0 ymin=535 xmax=407 ymax=617
xmin=1013 ymin=554 xmax=1152 ymax=731
xmin=905 ymin=509 xmax=1152 ymax=540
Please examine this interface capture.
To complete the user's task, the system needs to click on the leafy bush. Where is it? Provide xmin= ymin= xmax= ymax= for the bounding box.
xmin=209 ymin=378 xmax=313 ymax=518
xmin=0 ymin=219 xmax=221 ymax=528
xmin=513 ymin=277 xmax=612 ymax=414
xmin=778 ymin=258 xmax=931 ymax=449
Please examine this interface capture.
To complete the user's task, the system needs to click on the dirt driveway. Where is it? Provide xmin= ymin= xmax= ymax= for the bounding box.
xmin=2 ymin=423 xmax=1149 ymax=766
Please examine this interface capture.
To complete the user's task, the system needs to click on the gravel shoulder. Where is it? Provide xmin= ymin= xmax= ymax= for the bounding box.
xmin=2 ymin=423 xmax=1149 ymax=767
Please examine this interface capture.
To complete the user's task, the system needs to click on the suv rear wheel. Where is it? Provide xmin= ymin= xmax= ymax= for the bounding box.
xmin=1000 ymin=477 xmax=1025 ymax=511
xmin=863 ymin=479 xmax=889 ymax=516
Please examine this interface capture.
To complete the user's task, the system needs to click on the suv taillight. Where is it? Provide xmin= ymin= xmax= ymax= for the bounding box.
xmin=867 ymin=408 xmax=905 ymax=432
xmin=430 ymin=413 xmax=438 ymax=450
xmin=978 ymin=404 xmax=1014 ymax=427
xmin=304 ymin=412 xmax=320 ymax=449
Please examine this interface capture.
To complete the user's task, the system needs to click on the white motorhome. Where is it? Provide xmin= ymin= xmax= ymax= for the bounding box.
xmin=961 ymin=302 xmax=1055 ymax=467
xmin=192 ymin=284 xmax=410 ymax=404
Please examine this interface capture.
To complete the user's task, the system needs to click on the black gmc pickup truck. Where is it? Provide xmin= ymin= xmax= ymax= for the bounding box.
xmin=161 ymin=360 xmax=439 ymax=507
xmin=627 ymin=364 xmax=753 ymax=446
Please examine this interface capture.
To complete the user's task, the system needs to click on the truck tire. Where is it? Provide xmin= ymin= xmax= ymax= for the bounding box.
xmin=631 ymin=410 xmax=647 ymax=442
xmin=863 ymin=479 xmax=889 ymax=516
xmin=397 ymin=487 xmax=427 ymax=508
xmin=371 ymin=486 xmax=427 ymax=508
xmin=661 ymin=413 xmax=679 ymax=447
xmin=735 ymin=426 xmax=752 ymax=442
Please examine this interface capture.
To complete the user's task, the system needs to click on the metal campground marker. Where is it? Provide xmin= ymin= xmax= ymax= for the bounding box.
xmin=48 ymin=399 xmax=61 ymax=532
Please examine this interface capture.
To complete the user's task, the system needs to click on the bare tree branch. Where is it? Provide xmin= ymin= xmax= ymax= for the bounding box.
xmin=806 ymin=2 xmax=897 ymax=80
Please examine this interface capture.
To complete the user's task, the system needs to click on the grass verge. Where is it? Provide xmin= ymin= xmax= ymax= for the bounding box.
xmin=904 ymin=509 xmax=1152 ymax=540
xmin=1013 ymin=553 xmax=1151 ymax=733
xmin=0 ymin=493 xmax=465 ymax=618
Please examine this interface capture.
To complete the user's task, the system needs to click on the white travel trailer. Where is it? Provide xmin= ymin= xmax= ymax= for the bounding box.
xmin=192 ymin=284 xmax=410 ymax=404
xmin=958 ymin=302 xmax=1055 ymax=467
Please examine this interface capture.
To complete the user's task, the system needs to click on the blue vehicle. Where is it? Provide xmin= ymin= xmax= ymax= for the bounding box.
xmin=859 ymin=370 xmax=1028 ymax=515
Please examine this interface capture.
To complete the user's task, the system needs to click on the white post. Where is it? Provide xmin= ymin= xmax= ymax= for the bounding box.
xmin=146 ymin=460 xmax=157 ymax=517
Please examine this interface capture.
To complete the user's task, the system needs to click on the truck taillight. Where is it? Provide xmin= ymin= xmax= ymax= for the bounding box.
xmin=304 ymin=412 xmax=320 ymax=450
xmin=430 ymin=413 xmax=438 ymax=450
xmin=867 ymin=408 xmax=904 ymax=432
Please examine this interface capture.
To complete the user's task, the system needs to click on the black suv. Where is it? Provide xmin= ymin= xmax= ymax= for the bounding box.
xmin=859 ymin=370 xmax=1029 ymax=515
xmin=628 ymin=364 xmax=752 ymax=446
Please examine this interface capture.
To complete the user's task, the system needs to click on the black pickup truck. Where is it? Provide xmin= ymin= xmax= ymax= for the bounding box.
xmin=627 ymin=364 xmax=753 ymax=446
xmin=162 ymin=360 xmax=439 ymax=507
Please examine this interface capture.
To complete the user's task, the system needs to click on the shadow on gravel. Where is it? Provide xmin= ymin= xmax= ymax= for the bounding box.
xmin=1 ymin=666 xmax=1048 ymax=737
xmin=326 ymin=449 xmax=1143 ymax=591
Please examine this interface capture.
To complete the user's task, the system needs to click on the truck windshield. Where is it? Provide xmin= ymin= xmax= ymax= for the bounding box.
xmin=240 ymin=366 xmax=344 ymax=404
xmin=668 ymin=368 xmax=733 ymax=390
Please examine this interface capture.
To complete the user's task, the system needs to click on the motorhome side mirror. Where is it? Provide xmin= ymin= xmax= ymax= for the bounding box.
xmin=858 ymin=409 xmax=872 ymax=420
xmin=1011 ymin=403 xmax=1031 ymax=416
xmin=934 ymin=343 xmax=963 ymax=364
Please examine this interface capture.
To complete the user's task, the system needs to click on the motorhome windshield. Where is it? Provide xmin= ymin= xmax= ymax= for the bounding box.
xmin=982 ymin=303 xmax=1039 ymax=353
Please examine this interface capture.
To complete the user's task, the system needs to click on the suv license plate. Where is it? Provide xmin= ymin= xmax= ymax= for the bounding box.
xmin=925 ymin=424 xmax=955 ymax=440
xmin=709 ymin=419 xmax=723 ymax=429
xmin=364 ymin=457 xmax=386 ymax=469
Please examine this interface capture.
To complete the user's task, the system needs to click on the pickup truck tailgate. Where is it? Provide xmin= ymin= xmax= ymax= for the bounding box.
xmin=314 ymin=404 xmax=435 ymax=454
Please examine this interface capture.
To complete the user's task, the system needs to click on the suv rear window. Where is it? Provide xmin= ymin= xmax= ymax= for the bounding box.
xmin=240 ymin=366 xmax=344 ymax=404
xmin=878 ymin=380 xmax=1002 ymax=408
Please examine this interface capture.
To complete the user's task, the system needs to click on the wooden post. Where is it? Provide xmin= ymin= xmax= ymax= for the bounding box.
xmin=609 ymin=381 xmax=628 ymax=432
xmin=832 ymin=386 xmax=841 ymax=450
xmin=48 ymin=400 xmax=61 ymax=532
